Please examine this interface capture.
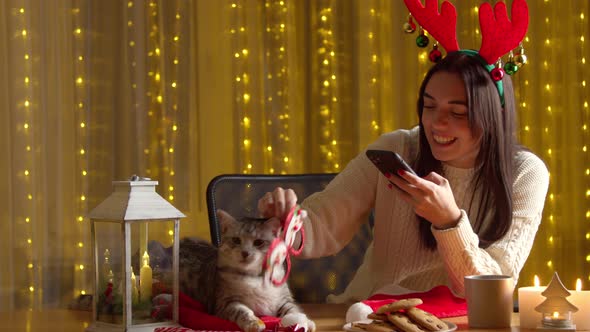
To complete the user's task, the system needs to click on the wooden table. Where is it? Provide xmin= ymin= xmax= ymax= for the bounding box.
xmin=0 ymin=304 xmax=526 ymax=332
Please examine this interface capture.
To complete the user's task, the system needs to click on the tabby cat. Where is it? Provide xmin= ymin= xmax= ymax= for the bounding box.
xmin=180 ymin=209 xmax=315 ymax=332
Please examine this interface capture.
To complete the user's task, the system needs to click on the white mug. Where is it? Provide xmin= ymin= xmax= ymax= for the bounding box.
xmin=464 ymin=275 xmax=514 ymax=328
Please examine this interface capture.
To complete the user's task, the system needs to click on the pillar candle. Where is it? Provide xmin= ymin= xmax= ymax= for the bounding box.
xmin=570 ymin=279 xmax=590 ymax=331
xmin=139 ymin=251 xmax=152 ymax=303
xmin=518 ymin=276 xmax=545 ymax=329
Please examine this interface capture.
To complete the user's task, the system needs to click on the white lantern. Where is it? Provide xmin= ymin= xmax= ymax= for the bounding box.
xmin=87 ymin=177 xmax=185 ymax=332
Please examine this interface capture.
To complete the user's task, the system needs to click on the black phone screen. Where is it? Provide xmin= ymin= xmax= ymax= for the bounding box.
xmin=365 ymin=149 xmax=417 ymax=178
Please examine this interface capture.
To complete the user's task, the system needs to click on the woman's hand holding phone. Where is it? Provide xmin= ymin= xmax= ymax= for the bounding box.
xmin=392 ymin=171 xmax=461 ymax=229
xmin=366 ymin=149 xmax=461 ymax=229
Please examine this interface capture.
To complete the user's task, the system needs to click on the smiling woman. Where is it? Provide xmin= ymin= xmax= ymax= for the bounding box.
xmin=256 ymin=50 xmax=550 ymax=306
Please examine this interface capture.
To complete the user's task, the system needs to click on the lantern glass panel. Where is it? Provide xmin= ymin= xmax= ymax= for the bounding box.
xmin=94 ymin=222 xmax=123 ymax=325
xmin=130 ymin=220 xmax=176 ymax=325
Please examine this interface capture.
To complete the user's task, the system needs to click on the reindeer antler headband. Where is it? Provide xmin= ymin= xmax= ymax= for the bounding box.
xmin=403 ymin=0 xmax=529 ymax=106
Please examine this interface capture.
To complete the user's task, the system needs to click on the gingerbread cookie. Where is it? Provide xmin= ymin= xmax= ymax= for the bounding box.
xmin=406 ymin=307 xmax=448 ymax=331
xmin=351 ymin=321 xmax=371 ymax=331
xmin=365 ymin=320 xmax=398 ymax=332
xmin=376 ymin=298 xmax=424 ymax=314
xmin=387 ymin=312 xmax=426 ymax=332
xmin=368 ymin=312 xmax=388 ymax=321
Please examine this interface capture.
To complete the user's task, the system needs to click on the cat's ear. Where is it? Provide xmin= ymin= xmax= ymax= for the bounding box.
xmin=265 ymin=217 xmax=282 ymax=237
xmin=217 ymin=209 xmax=236 ymax=234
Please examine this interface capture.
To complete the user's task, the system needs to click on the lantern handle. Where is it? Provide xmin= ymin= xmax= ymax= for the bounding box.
xmin=129 ymin=174 xmax=152 ymax=181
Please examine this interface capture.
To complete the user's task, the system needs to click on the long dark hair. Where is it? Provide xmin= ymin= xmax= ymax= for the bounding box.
xmin=414 ymin=52 xmax=520 ymax=250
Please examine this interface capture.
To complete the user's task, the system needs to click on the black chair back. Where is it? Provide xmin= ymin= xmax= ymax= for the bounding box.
xmin=206 ymin=173 xmax=373 ymax=303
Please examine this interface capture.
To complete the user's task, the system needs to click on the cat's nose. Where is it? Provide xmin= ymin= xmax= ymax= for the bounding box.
xmin=241 ymin=251 xmax=249 ymax=259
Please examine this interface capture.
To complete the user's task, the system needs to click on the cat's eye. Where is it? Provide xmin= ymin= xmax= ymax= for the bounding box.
xmin=253 ymin=239 xmax=266 ymax=248
xmin=231 ymin=237 xmax=241 ymax=245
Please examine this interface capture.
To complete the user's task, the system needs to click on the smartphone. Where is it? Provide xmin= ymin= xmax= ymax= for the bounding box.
xmin=365 ymin=149 xmax=417 ymax=180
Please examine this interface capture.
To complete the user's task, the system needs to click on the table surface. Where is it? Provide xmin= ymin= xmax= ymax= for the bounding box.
xmin=0 ymin=303 xmax=528 ymax=332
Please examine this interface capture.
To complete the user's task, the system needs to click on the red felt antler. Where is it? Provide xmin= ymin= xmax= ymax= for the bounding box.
xmin=403 ymin=0 xmax=459 ymax=52
xmin=478 ymin=0 xmax=529 ymax=64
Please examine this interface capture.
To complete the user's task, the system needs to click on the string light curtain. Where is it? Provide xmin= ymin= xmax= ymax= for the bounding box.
xmin=0 ymin=0 xmax=196 ymax=310
xmin=0 ymin=0 xmax=588 ymax=310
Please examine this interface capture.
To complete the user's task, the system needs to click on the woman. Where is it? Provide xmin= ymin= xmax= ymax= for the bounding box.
xmin=258 ymin=52 xmax=549 ymax=302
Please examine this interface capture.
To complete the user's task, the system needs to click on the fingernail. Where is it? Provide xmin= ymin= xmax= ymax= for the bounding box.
xmin=397 ymin=169 xmax=405 ymax=176
xmin=387 ymin=183 xmax=393 ymax=189
xmin=384 ymin=172 xmax=391 ymax=178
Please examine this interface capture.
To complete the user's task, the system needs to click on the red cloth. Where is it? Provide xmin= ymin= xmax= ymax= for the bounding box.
xmin=177 ymin=291 xmax=281 ymax=331
xmin=362 ymin=285 xmax=467 ymax=318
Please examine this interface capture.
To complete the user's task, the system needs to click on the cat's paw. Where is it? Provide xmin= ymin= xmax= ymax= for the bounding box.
xmin=281 ymin=313 xmax=316 ymax=332
xmin=241 ymin=317 xmax=266 ymax=332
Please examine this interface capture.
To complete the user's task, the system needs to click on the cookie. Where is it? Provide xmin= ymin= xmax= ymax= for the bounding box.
xmin=365 ymin=320 xmax=398 ymax=332
xmin=351 ymin=321 xmax=370 ymax=331
xmin=376 ymin=298 xmax=424 ymax=314
xmin=387 ymin=312 xmax=426 ymax=332
xmin=406 ymin=307 xmax=448 ymax=331
xmin=368 ymin=312 xmax=388 ymax=321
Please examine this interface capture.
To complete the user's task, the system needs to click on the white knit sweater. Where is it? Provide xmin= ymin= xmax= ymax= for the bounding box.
xmin=300 ymin=126 xmax=549 ymax=302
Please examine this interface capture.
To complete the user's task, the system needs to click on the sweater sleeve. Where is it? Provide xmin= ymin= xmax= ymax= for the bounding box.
xmin=432 ymin=152 xmax=549 ymax=297
xmin=298 ymin=150 xmax=377 ymax=258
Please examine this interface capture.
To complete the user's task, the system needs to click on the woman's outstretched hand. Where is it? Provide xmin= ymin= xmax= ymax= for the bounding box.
xmin=257 ymin=187 xmax=298 ymax=220
xmin=389 ymin=170 xmax=461 ymax=229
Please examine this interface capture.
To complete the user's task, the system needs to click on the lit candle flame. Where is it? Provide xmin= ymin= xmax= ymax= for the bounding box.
xmin=534 ymin=275 xmax=540 ymax=287
xmin=576 ymin=278 xmax=582 ymax=291
xmin=142 ymin=250 xmax=150 ymax=267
